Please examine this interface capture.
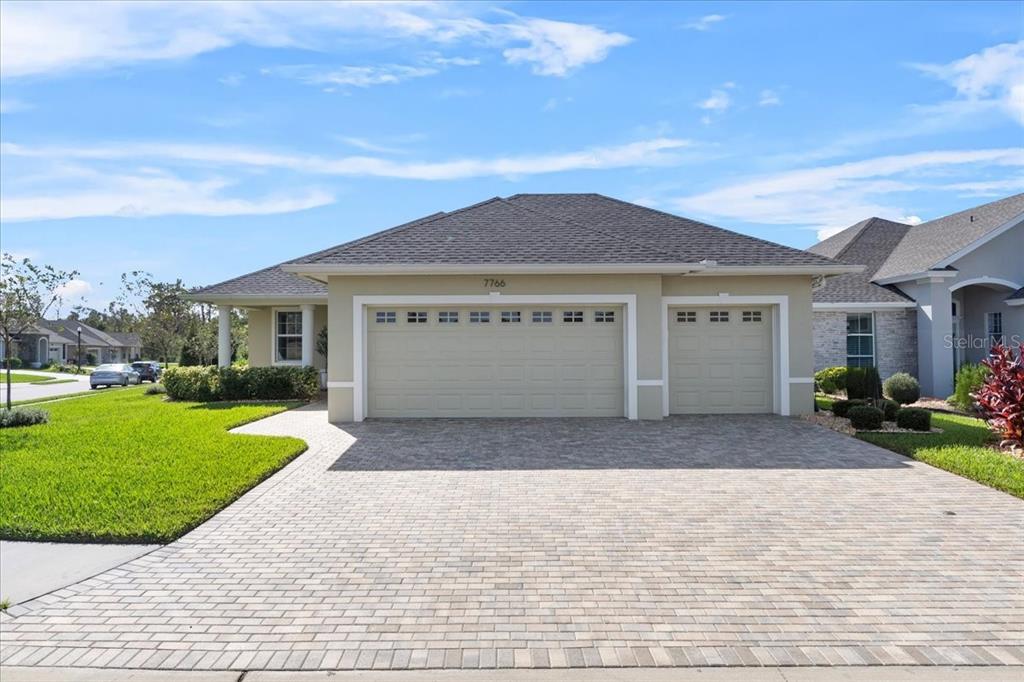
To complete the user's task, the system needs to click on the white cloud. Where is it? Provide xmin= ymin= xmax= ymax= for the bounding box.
xmin=56 ymin=278 xmax=93 ymax=300
xmin=2 ymin=137 xmax=692 ymax=182
xmin=901 ymin=215 xmax=923 ymax=226
xmin=0 ymin=1 xmax=630 ymax=79
xmin=683 ymin=15 xmax=727 ymax=31
xmin=0 ymin=167 xmax=334 ymax=222
xmin=264 ymin=63 xmax=440 ymax=89
xmin=912 ymin=41 xmax=1024 ymax=125
xmin=0 ymin=98 xmax=32 ymax=113
xmin=759 ymin=89 xmax=781 ymax=106
xmin=698 ymin=88 xmax=731 ymax=111
xmin=218 ymin=73 xmax=244 ymax=87
xmin=334 ymin=136 xmax=413 ymax=155
xmin=674 ymin=148 xmax=1024 ymax=237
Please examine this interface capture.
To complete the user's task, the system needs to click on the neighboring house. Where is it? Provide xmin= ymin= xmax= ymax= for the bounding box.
xmin=193 ymin=194 xmax=856 ymax=422
xmin=809 ymin=193 xmax=1023 ymax=397
xmin=35 ymin=320 xmax=142 ymax=365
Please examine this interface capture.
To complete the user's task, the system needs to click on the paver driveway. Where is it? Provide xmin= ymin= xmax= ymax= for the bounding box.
xmin=2 ymin=404 xmax=1023 ymax=671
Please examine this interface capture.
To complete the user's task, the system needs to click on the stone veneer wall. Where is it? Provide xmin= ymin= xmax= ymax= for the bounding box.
xmin=813 ymin=310 xmax=918 ymax=380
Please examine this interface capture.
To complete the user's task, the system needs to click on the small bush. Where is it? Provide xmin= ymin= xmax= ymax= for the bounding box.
xmin=883 ymin=372 xmax=920 ymax=405
xmin=163 ymin=365 xmax=319 ymax=402
xmin=831 ymin=399 xmax=866 ymax=418
xmin=0 ymin=407 xmax=49 ymax=428
xmin=845 ymin=367 xmax=880 ymax=400
xmin=2 ymin=357 xmax=24 ymax=370
xmin=896 ymin=407 xmax=932 ymax=432
xmin=848 ymin=405 xmax=884 ymax=430
xmin=815 ymin=366 xmax=848 ymax=394
xmin=976 ymin=342 xmax=1024 ymax=446
xmin=145 ymin=384 xmax=167 ymax=395
xmin=875 ymin=398 xmax=899 ymax=422
xmin=949 ymin=363 xmax=990 ymax=412
xmin=162 ymin=366 xmax=220 ymax=402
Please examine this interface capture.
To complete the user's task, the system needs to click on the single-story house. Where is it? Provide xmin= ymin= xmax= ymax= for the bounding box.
xmin=808 ymin=193 xmax=1023 ymax=397
xmin=193 ymin=194 xmax=858 ymax=422
xmin=30 ymin=320 xmax=142 ymax=365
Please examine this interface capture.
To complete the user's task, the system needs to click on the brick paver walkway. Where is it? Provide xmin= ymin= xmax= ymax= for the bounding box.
xmin=2 ymin=405 xmax=1023 ymax=671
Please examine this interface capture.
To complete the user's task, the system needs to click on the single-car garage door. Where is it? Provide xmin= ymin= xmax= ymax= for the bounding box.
xmin=367 ymin=306 xmax=624 ymax=418
xmin=668 ymin=306 xmax=773 ymax=414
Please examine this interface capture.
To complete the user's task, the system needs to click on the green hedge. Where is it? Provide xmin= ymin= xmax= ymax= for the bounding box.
xmin=848 ymin=405 xmax=884 ymax=430
xmin=163 ymin=366 xmax=320 ymax=402
xmin=831 ymin=399 xmax=866 ymax=418
xmin=896 ymin=407 xmax=932 ymax=432
xmin=949 ymin=363 xmax=989 ymax=412
xmin=814 ymin=366 xmax=848 ymax=394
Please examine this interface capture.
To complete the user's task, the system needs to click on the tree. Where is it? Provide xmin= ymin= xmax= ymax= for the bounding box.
xmin=139 ymin=279 xmax=193 ymax=367
xmin=0 ymin=254 xmax=78 ymax=409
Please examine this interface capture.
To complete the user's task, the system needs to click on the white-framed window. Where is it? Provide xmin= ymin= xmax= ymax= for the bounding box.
xmin=275 ymin=310 xmax=302 ymax=363
xmin=709 ymin=311 xmax=730 ymax=323
xmin=500 ymin=311 xmax=521 ymax=323
xmin=469 ymin=311 xmax=490 ymax=324
xmin=375 ymin=311 xmax=396 ymax=324
xmin=438 ymin=311 xmax=459 ymax=324
xmin=594 ymin=310 xmax=615 ymax=323
xmin=742 ymin=310 xmax=763 ymax=323
xmin=563 ymin=310 xmax=584 ymax=323
xmin=532 ymin=311 xmax=552 ymax=323
xmin=407 ymin=311 xmax=428 ymax=324
xmin=986 ymin=312 xmax=1004 ymax=347
xmin=676 ymin=311 xmax=697 ymax=323
xmin=846 ymin=312 xmax=874 ymax=368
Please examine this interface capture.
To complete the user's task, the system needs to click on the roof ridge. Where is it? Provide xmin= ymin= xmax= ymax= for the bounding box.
xmin=501 ymin=196 xmax=688 ymax=261
xmin=587 ymin=193 xmax=840 ymax=265
xmin=917 ymin=191 xmax=1024 ymax=228
xmin=827 ymin=218 xmax=874 ymax=262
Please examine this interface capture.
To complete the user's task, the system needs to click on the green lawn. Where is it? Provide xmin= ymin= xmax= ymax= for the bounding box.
xmin=0 ymin=387 xmax=307 ymax=543
xmin=815 ymin=396 xmax=1024 ymax=499
xmin=2 ymin=372 xmax=65 ymax=384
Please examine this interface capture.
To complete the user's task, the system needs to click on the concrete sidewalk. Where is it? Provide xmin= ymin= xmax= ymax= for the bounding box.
xmin=1 ymin=666 xmax=1020 ymax=681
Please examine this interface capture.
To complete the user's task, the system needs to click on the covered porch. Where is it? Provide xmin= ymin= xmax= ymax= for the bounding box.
xmin=951 ymin=277 xmax=1024 ymax=371
xmin=214 ymin=301 xmax=328 ymax=373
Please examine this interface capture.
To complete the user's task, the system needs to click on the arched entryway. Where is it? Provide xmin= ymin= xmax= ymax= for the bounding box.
xmin=950 ymin=277 xmax=1023 ymax=369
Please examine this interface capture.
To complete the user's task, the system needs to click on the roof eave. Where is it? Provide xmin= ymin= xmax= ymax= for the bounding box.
xmin=692 ymin=264 xmax=864 ymax=276
xmin=187 ymin=293 xmax=328 ymax=305
xmin=280 ymin=263 xmax=711 ymax=277
xmin=931 ymin=212 xmax=1023 ymax=270
xmin=873 ymin=269 xmax=959 ymax=286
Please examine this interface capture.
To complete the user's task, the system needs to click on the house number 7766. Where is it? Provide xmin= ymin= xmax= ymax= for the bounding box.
xmin=484 ymin=279 xmax=506 ymax=288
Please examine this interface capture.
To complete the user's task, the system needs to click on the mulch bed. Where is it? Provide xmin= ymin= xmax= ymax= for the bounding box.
xmin=803 ymin=411 xmax=943 ymax=436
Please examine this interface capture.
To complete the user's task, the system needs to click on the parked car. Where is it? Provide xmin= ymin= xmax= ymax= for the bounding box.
xmin=90 ymin=364 xmax=141 ymax=389
xmin=131 ymin=361 xmax=162 ymax=383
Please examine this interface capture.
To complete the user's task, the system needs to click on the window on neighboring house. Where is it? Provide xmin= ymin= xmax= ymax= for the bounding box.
xmin=469 ymin=311 xmax=490 ymax=324
xmin=407 ymin=311 xmax=428 ymax=324
xmin=846 ymin=313 xmax=874 ymax=368
xmin=500 ymin=311 xmax=521 ymax=323
xmin=532 ymin=311 xmax=552 ymax=323
xmin=594 ymin=310 xmax=615 ymax=323
xmin=275 ymin=310 xmax=302 ymax=362
xmin=375 ymin=311 xmax=396 ymax=324
xmin=986 ymin=312 xmax=1004 ymax=347
xmin=563 ymin=310 xmax=584 ymax=323
xmin=438 ymin=311 xmax=459 ymax=324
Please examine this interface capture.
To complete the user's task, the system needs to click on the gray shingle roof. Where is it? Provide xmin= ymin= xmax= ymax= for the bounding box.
xmin=107 ymin=331 xmax=141 ymax=347
xmin=192 ymin=263 xmax=328 ymax=297
xmin=40 ymin=320 xmax=117 ymax=347
xmin=872 ymin=193 xmax=1024 ymax=281
xmin=808 ymin=218 xmax=914 ymax=304
xmin=289 ymin=194 xmax=838 ymax=267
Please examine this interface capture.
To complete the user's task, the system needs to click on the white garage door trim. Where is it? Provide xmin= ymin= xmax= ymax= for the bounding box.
xmin=661 ymin=295 xmax=790 ymax=416
xmin=352 ymin=294 xmax=638 ymax=422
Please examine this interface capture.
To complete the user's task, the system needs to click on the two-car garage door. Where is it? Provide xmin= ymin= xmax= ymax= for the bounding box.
xmin=363 ymin=303 xmax=774 ymax=418
xmin=367 ymin=306 xmax=624 ymax=418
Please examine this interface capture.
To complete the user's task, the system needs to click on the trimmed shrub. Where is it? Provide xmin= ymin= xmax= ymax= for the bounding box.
xmin=162 ymin=366 xmax=220 ymax=402
xmin=875 ymin=398 xmax=899 ymax=422
xmin=163 ymin=365 xmax=319 ymax=402
xmin=896 ymin=407 xmax=932 ymax=432
xmin=145 ymin=384 xmax=167 ymax=395
xmin=814 ymin=366 xmax=848 ymax=394
xmin=949 ymin=363 xmax=990 ymax=412
xmin=2 ymin=357 xmax=24 ymax=370
xmin=831 ymin=399 xmax=866 ymax=418
xmin=883 ymin=372 xmax=920 ymax=405
xmin=975 ymin=342 xmax=1024 ymax=447
xmin=848 ymin=405 xmax=884 ymax=430
xmin=0 ymin=407 xmax=49 ymax=428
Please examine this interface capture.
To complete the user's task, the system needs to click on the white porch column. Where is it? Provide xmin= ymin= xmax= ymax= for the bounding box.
xmin=217 ymin=305 xmax=231 ymax=367
xmin=301 ymin=303 xmax=315 ymax=367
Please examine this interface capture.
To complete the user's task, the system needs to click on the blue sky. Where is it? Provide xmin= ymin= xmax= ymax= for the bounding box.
xmin=1 ymin=1 xmax=1021 ymax=310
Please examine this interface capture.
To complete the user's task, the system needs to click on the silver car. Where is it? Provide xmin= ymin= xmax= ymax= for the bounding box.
xmin=90 ymin=363 xmax=141 ymax=389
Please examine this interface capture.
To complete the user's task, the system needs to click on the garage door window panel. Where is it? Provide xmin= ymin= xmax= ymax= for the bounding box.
xmin=532 ymin=311 xmax=553 ymax=324
xmin=407 ymin=311 xmax=428 ymax=324
xmin=500 ymin=311 xmax=521 ymax=323
xmin=709 ymin=311 xmax=730 ymax=323
xmin=676 ymin=311 xmax=697 ymax=323
xmin=438 ymin=311 xmax=459 ymax=324
xmin=563 ymin=311 xmax=584 ymax=323
xmin=469 ymin=311 xmax=491 ymax=324
xmin=594 ymin=310 xmax=615 ymax=323
xmin=375 ymin=311 xmax=396 ymax=324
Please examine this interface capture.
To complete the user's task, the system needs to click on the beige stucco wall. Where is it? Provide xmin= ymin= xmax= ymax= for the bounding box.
xmin=245 ymin=304 xmax=328 ymax=370
xmin=321 ymin=273 xmax=816 ymax=422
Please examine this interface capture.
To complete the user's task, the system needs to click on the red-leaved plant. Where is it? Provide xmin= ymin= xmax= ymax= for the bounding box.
xmin=975 ymin=342 xmax=1024 ymax=451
